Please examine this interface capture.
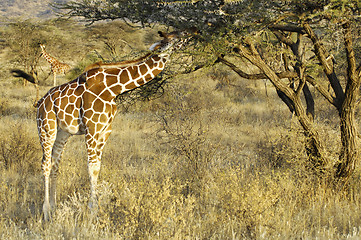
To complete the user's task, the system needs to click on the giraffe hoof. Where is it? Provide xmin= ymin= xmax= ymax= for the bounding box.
xmin=43 ymin=203 xmax=52 ymax=221
xmin=43 ymin=213 xmax=50 ymax=222
xmin=88 ymin=197 xmax=99 ymax=216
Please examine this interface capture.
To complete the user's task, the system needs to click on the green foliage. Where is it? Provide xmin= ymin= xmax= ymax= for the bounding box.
xmin=57 ymin=0 xmax=361 ymax=46
xmin=56 ymin=0 xmax=361 ymax=83
xmin=59 ymin=0 xmax=361 ymax=31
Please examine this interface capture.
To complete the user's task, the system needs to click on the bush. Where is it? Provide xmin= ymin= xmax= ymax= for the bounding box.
xmin=0 ymin=122 xmax=40 ymax=174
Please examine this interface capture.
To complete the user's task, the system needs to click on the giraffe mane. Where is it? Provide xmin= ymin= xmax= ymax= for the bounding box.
xmin=83 ymin=52 xmax=153 ymax=72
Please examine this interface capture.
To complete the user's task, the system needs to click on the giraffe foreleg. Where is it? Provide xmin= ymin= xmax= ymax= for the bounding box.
xmin=53 ymin=72 xmax=57 ymax=86
xmin=39 ymin=131 xmax=56 ymax=221
xmin=87 ymin=156 xmax=101 ymax=212
xmin=85 ymin=125 xmax=112 ymax=213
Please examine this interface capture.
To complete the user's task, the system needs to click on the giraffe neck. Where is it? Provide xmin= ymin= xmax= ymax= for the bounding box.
xmin=116 ymin=53 xmax=170 ymax=94
xmin=85 ymin=53 xmax=170 ymax=99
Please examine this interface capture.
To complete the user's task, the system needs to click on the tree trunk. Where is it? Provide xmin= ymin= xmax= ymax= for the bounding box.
xmin=337 ymin=107 xmax=359 ymax=179
xmin=335 ymin=22 xmax=360 ymax=181
xmin=233 ymin=42 xmax=328 ymax=173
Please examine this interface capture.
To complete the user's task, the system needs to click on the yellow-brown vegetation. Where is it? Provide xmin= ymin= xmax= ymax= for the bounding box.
xmin=0 ymin=19 xmax=361 ymax=239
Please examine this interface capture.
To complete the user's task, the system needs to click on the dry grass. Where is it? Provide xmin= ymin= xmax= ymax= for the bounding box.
xmin=0 ymin=20 xmax=361 ymax=239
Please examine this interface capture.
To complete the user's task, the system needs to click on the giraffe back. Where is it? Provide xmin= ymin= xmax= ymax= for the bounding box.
xmin=83 ymin=53 xmax=153 ymax=72
xmin=52 ymin=62 xmax=71 ymax=74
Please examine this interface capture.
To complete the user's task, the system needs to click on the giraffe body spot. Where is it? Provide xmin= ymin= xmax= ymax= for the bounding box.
xmin=139 ymin=64 xmax=148 ymax=75
xmin=125 ymin=82 xmax=137 ymax=90
xmin=127 ymin=66 xmax=140 ymax=79
xmin=65 ymin=104 xmax=75 ymax=114
xmin=59 ymin=97 xmax=69 ymax=109
xmin=93 ymin=100 xmax=105 ymax=113
xmin=99 ymin=113 xmax=108 ymax=123
xmin=152 ymin=69 xmax=162 ymax=76
xmin=109 ymin=84 xmax=122 ymax=94
xmin=91 ymin=113 xmax=100 ymax=122
xmin=119 ymin=69 xmax=130 ymax=84
xmin=86 ymin=69 xmax=99 ymax=78
xmin=144 ymin=74 xmax=153 ymax=81
xmin=106 ymin=75 xmax=118 ymax=86
xmin=83 ymin=92 xmax=97 ymax=104
xmin=69 ymin=95 xmax=76 ymax=103
xmin=152 ymin=56 xmax=161 ymax=62
xmin=99 ymin=90 xmax=113 ymax=101
xmin=137 ymin=78 xmax=145 ymax=85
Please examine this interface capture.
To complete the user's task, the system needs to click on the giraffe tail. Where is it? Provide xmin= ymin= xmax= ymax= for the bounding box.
xmin=10 ymin=69 xmax=36 ymax=84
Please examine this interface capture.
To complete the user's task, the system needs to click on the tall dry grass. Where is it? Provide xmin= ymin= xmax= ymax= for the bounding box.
xmin=0 ymin=69 xmax=361 ymax=239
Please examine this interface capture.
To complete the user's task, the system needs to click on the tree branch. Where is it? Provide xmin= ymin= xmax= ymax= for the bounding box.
xmin=272 ymin=30 xmax=294 ymax=48
xmin=306 ymin=76 xmax=335 ymax=105
xmin=273 ymin=30 xmax=313 ymax=118
xmin=217 ymin=55 xmax=298 ymax=80
xmin=303 ymin=22 xmax=345 ymax=110
xmin=302 ymin=83 xmax=315 ymax=121
xmin=356 ymin=64 xmax=361 ymax=78
xmin=343 ymin=22 xmax=358 ymax=86
xmin=269 ymin=24 xmax=306 ymax=34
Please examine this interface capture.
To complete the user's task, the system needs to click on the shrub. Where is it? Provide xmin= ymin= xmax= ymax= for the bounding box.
xmin=0 ymin=122 xmax=40 ymax=174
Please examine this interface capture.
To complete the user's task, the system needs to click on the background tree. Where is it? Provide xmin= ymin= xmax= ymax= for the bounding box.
xmin=58 ymin=0 xmax=361 ymax=184
xmin=4 ymin=20 xmax=44 ymax=85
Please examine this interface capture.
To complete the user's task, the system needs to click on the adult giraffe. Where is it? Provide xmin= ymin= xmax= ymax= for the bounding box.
xmin=37 ymin=29 xmax=194 ymax=221
xmin=40 ymin=44 xmax=71 ymax=86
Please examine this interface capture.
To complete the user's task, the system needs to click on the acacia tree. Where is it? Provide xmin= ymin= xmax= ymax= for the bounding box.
xmin=58 ymin=0 xmax=361 ymax=183
xmin=5 ymin=21 xmax=43 ymax=83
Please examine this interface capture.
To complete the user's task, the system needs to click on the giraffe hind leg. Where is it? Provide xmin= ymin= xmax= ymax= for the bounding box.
xmin=42 ymin=153 xmax=52 ymax=222
xmin=50 ymin=130 xmax=71 ymax=211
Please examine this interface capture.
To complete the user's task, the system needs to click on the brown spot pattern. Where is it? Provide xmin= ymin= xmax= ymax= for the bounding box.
xmin=36 ymin=29 xmax=187 ymax=221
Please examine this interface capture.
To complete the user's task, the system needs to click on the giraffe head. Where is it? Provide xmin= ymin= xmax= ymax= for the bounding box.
xmin=40 ymin=44 xmax=46 ymax=51
xmin=149 ymin=28 xmax=197 ymax=54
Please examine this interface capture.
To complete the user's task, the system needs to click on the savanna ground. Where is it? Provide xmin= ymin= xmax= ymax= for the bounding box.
xmin=1 ymin=19 xmax=361 ymax=239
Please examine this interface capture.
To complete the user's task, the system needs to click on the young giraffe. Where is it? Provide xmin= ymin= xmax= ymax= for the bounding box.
xmin=37 ymin=30 xmax=193 ymax=221
xmin=40 ymin=44 xmax=71 ymax=86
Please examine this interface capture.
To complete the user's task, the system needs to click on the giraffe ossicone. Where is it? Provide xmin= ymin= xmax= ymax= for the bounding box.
xmin=40 ymin=44 xmax=71 ymax=86
xmin=37 ymin=29 xmax=195 ymax=221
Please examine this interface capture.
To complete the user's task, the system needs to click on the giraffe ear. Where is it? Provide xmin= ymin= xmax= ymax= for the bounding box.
xmin=149 ymin=42 xmax=161 ymax=51
xmin=158 ymin=31 xmax=168 ymax=38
